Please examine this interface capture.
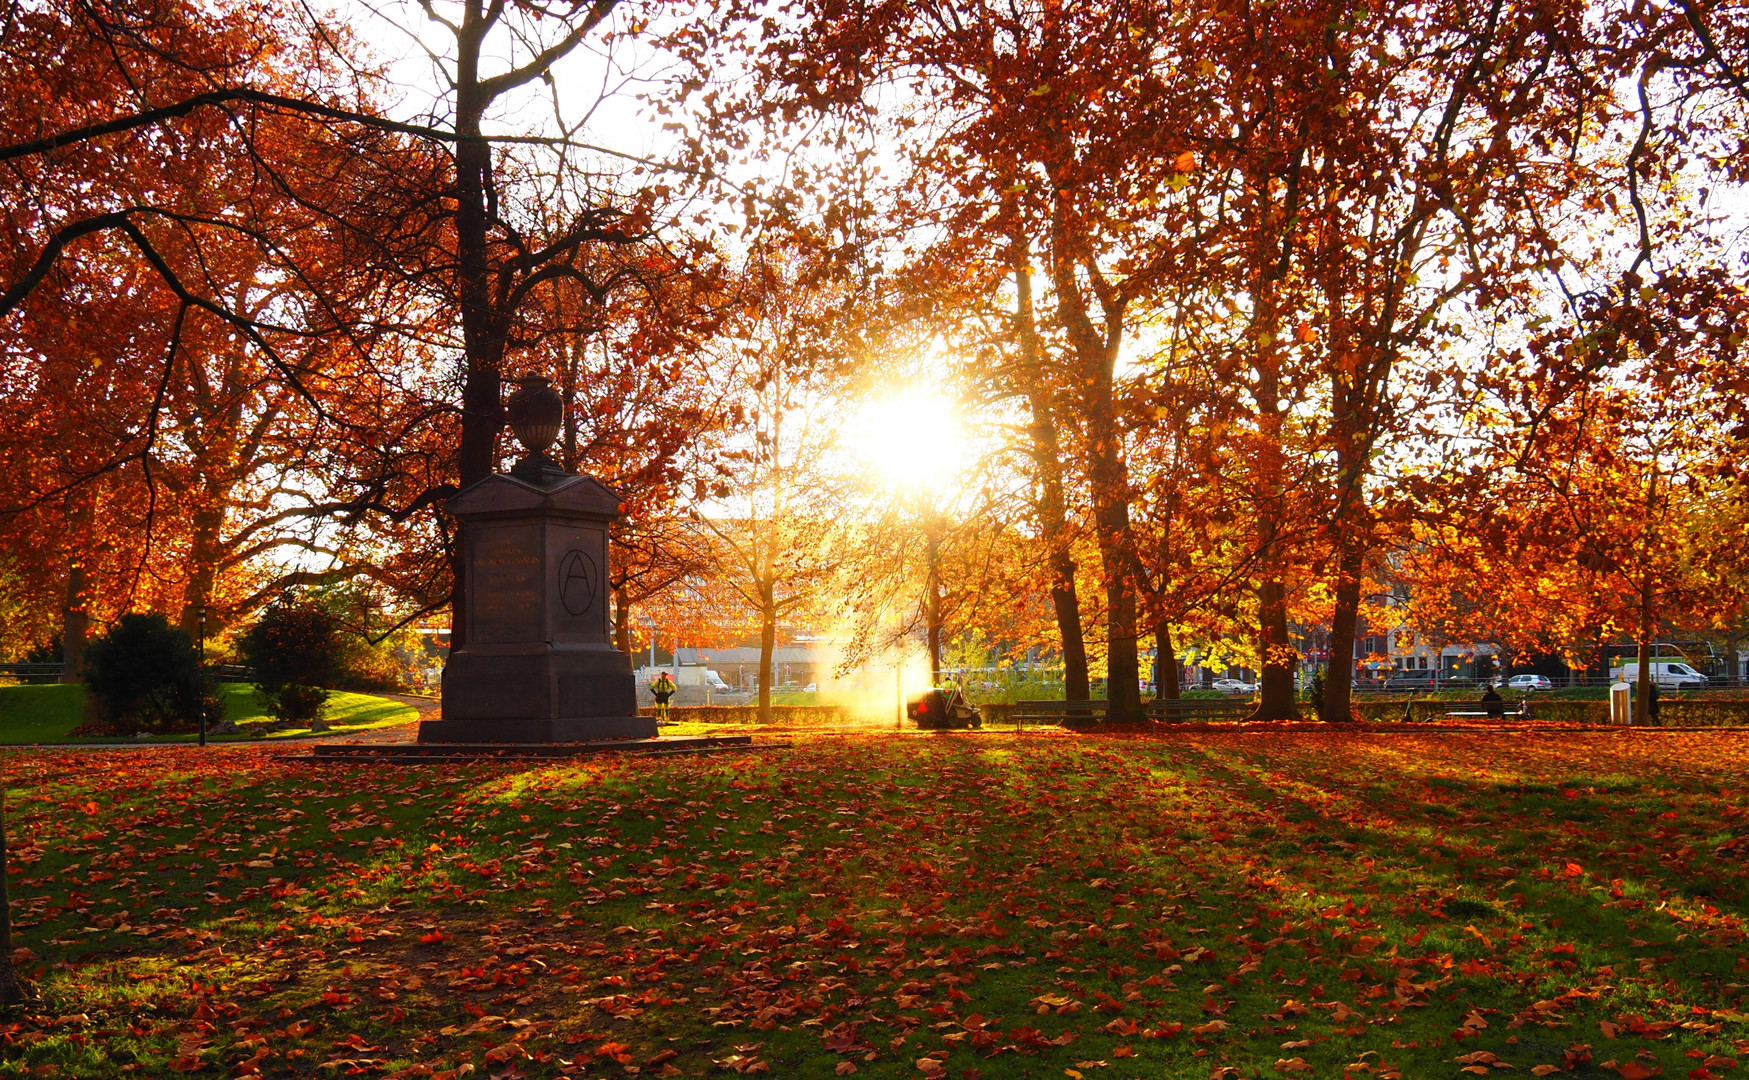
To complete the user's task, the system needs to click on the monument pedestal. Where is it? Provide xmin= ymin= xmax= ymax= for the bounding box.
xmin=423 ymin=470 xmax=655 ymax=743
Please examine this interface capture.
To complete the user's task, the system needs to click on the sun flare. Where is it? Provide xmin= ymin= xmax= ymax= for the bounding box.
xmin=849 ymin=387 xmax=966 ymax=493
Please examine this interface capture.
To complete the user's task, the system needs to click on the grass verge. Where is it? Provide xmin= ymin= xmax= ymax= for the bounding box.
xmin=0 ymin=684 xmax=417 ymax=744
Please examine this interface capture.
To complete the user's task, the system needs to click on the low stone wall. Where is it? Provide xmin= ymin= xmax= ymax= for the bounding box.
xmin=640 ymin=704 xmax=851 ymax=725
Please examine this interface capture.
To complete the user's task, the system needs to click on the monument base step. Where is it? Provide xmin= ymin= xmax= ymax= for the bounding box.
xmin=416 ymin=714 xmax=657 ymax=743
xmin=284 ymin=734 xmax=766 ymax=764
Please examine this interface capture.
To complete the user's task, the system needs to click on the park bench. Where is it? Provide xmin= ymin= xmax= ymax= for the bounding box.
xmin=0 ymin=662 xmax=65 ymax=683
xmin=1441 ymin=699 xmax=1529 ymax=721
xmin=1147 ymin=697 xmax=1254 ymax=723
xmin=1011 ymin=699 xmax=1108 ymax=728
xmin=1005 ymin=698 xmax=1253 ymax=728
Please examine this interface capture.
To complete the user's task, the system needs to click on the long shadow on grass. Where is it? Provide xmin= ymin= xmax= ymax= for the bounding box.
xmin=8 ymin=734 xmax=1749 ymax=1079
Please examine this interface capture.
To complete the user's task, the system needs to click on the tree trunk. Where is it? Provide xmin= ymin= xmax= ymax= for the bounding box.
xmin=1252 ymin=579 xmax=1300 ymax=721
xmin=1321 ymin=547 xmax=1363 ymax=722
xmin=448 ymin=42 xmax=509 ymax=651
xmin=1242 ymin=150 xmax=1301 ymax=724
xmin=1154 ymin=619 xmax=1180 ymax=701
xmin=59 ymin=557 xmax=88 ymax=684
xmin=614 ymin=585 xmax=631 ymax=655
xmin=561 ymin=338 xmax=578 ymax=474
xmin=1634 ymin=577 xmax=1655 ymax=726
xmin=1008 ymin=211 xmax=1089 ymax=701
xmin=1058 ymin=230 xmax=1141 ymax=722
xmin=924 ymin=515 xmax=943 ymax=686
xmin=757 ymin=582 xmax=776 ymax=724
xmin=1089 ymin=449 xmax=1143 ymax=723
xmin=1634 ymin=466 xmax=1659 ymax=725
xmin=178 ymin=504 xmax=223 ymax=641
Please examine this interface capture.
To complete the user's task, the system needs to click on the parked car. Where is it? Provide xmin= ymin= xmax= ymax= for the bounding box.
xmin=1506 ymin=673 xmax=1554 ymax=691
xmin=1610 ymin=661 xmax=1709 ymax=689
xmin=1211 ymin=678 xmax=1256 ymax=694
xmin=1383 ymin=672 xmax=1438 ymax=691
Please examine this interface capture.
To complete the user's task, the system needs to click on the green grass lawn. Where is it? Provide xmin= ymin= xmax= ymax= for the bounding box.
xmin=2 ymin=728 xmax=1748 ymax=1078
xmin=0 ymin=682 xmax=417 ymax=744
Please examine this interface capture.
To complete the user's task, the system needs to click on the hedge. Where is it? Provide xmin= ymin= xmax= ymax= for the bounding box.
xmin=643 ymin=704 xmax=852 ymax=725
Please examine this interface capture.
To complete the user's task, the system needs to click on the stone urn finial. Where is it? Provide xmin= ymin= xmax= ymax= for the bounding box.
xmin=505 ymin=375 xmax=567 ymax=482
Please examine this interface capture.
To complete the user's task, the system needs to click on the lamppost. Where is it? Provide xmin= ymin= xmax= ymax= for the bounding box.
xmin=196 ymin=603 xmax=207 ymax=747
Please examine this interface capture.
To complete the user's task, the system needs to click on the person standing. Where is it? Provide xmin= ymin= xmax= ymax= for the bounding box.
xmin=652 ymin=671 xmax=677 ymax=724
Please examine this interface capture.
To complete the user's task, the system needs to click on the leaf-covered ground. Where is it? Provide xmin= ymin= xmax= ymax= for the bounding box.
xmin=2 ymin=728 xmax=1747 ymax=1080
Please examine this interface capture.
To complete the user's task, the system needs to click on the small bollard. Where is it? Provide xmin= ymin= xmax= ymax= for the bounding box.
xmin=1609 ymin=680 xmax=1633 ymax=726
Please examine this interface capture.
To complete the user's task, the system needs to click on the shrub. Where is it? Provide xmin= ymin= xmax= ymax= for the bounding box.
xmin=240 ymin=599 xmax=341 ymax=726
xmin=83 ymin=613 xmax=220 ymax=734
xmin=335 ymin=629 xmax=410 ymax=693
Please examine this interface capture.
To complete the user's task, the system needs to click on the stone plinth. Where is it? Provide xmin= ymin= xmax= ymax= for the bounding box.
xmin=421 ymin=471 xmax=655 ymax=743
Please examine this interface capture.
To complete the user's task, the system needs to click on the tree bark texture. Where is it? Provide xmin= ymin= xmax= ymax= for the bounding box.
xmin=1634 ymin=467 xmax=1659 ymax=725
xmin=1246 ymin=165 xmax=1300 ymax=723
xmin=1008 ymin=213 xmax=1090 ymax=701
xmin=1253 ymin=579 xmax=1300 ymax=720
xmin=177 ymin=502 xmax=223 ymax=641
xmin=614 ymin=585 xmax=631 ymax=655
xmin=1046 ymin=198 xmax=1141 ymax=722
xmin=59 ymin=556 xmax=88 ymax=684
xmin=1154 ymin=619 xmax=1180 ymax=701
xmin=924 ymin=514 xmax=943 ymax=686
xmin=1321 ymin=547 xmax=1363 ymax=722
xmin=447 ymin=27 xmax=509 ymax=651
xmin=757 ymin=582 xmax=777 ymax=725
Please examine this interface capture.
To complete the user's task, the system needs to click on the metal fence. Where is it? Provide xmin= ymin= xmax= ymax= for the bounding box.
xmin=0 ymin=662 xmax=253 ymax=681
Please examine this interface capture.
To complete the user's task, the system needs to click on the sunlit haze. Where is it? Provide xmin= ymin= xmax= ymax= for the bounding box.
xmin=846 ymin=386 xmax=968 ymax=495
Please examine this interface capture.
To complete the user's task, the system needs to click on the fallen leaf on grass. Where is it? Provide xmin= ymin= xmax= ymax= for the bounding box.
xmin=713 ymin=1054 xmax=767 ymax=1074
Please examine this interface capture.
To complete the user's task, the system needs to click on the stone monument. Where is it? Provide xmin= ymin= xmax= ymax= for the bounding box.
xmin=419 ymin=376 xmax=657 ymax=743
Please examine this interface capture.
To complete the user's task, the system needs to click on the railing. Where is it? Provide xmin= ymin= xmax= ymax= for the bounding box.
xmin=0 ymin=662 xmax=253 ymax=681
xmin=1351 ymin=677 xmax=1749 ymax=692
xmin=0 ymin=663 xmax=65 ymax=679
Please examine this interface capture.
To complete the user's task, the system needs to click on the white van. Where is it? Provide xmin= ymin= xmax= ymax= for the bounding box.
xmin=1610 ymin=661 xmax=1710 ymax=688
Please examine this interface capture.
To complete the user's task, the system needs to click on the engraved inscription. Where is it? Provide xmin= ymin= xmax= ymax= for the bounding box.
xmin=558 ymin=549 xmax=596 ymax=617
xmin=471 ymin=525 xmax=542 ymax=642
